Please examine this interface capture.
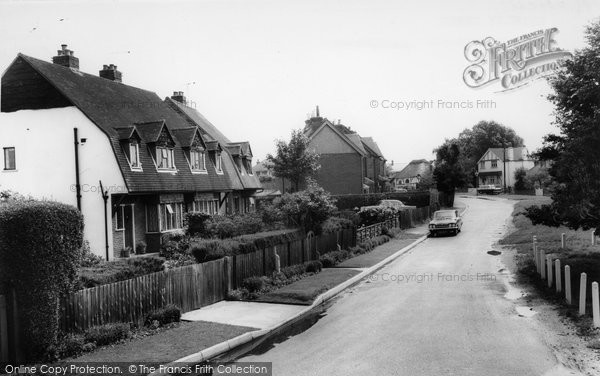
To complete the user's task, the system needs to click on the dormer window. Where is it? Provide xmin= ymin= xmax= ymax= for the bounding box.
xmin=129 ymin=142 xmax=141 ymax=170
xmin=216 ymin=151 xmax=223 ymax=173
xmin=157 ymin=146 xmax=175 ymax=170
xmin=245 ymin=158 xmax=253 ymax=175
xmin=190 ymin=149 xmax=206 ymax=172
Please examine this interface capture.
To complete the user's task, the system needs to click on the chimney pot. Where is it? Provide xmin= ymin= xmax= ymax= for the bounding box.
xmin=52 ymin=44 xmax=79 ymax=69
xmin=99 ymin=63 xmax=122 ymax=82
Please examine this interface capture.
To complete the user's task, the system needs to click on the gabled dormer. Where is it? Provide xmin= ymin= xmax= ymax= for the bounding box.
xmin=227 ymin=142 xmax=254 ymax=175
xmin=135 ymin=120 xmax=177 ymax=172
xmin=205 ymin=140 xmax=223 ymax=174
xmin=173 ymin=127 xmax=207 ymax=174
xmin=115 ymin=126 xmax=143 ymax=171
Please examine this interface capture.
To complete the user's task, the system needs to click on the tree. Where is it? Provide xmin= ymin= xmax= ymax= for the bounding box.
xmin=455 ymin=121 xmax=524 ymax=186
xmin=267 ymin=129 xmax=320 ymax=192
xmin=433 ymin=142 xmax=467 ymax=207
xmin=526 ymin=167 xmax=551 ymax=189
xmin=514 ymin=167 xmax=529 ymax=191
xmin=525 ymin=21 xmax=600 ymax=230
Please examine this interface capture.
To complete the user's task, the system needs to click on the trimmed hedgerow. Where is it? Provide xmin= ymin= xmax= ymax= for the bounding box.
xmin=333 ymin=191 xmax=431 ymax=210
xmin=145 ymin=304 xmax=181 ymax=327
xmin=83 ymin=323 xmax=131 ymax=346
xmin=77 ymin=257 xmax=165 ymax=289
xmin=184 ymin=211 xmax=212 ymax=236
xmin=0 ymin=200 xmax=84 ymax=361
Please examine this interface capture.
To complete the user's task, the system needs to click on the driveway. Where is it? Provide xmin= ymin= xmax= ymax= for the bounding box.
xmin=237 ymin=197 xmax=578 ymax=375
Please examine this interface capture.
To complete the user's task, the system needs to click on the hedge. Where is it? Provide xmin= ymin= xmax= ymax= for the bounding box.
xmin=0 ymin=201 xmax=84 ymax=361
xmin=332 ymin=191 xmax=431 ymax=210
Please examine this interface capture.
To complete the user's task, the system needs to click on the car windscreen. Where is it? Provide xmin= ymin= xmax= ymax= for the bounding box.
xmin=434 ymin=212 xmax=455 ymax=220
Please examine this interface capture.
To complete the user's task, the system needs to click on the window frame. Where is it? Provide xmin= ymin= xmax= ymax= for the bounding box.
xmin=156 ymin=146 xmax=176 ymax=170
xmin=159 ymin=202 xmax=183 ymax=231
xmin=215 ymin=151 xmax=223 ymax=173
xmin=3 ymin=147 xmax=16 ymax=171
xmin=491 ymin=160 xmax=498 ymax=168
xmin=190 ymin=149 xmax=207 ymax=172
xmin=129 ymin=142 xmax=141 ymax=170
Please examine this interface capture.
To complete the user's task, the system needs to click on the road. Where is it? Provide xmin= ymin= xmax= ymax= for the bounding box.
xmin=237 ymin=197 xmax=573 ymax=376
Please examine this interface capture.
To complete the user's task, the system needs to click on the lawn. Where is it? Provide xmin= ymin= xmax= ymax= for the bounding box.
xmin=336 ymin=236 xmax=420 ymax=268
xmin=66 ymin=321 xmax=256 ymax=364
xmin=500 ymin=197 xmax=600 ymax=306
xmin=255 ymin=269 xmax=361 ymax=305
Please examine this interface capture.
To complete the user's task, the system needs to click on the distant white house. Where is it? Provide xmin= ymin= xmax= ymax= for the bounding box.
xmin=477 ymin=147 xmax=534 ymax=189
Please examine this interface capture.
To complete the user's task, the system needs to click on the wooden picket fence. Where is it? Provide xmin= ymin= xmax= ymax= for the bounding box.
xmin=357 ymin=206 xmax=431 ymax=243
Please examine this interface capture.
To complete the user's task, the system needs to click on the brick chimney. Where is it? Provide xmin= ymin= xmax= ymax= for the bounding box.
xmin=171 ymin=91 xmax=186 ymax=104
xmin=52 ymin=44 xmax=79 ymax=69
xmin=99 ymin=64 xmax=122 ymax=82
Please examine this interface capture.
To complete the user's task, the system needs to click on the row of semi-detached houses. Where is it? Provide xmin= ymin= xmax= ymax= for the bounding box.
xmin=0 ymin=45 xmax=261 ymax=259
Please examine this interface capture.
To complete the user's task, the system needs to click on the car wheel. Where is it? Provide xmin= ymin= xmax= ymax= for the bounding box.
xmin=454 ymin=229 xmax=458 ymax=236
xmin=430 ymin=232 xmax=436 ymax=238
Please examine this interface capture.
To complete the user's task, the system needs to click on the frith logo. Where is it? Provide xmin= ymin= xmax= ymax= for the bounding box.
xmin=463 ymin=28 xmax=573 ymax=91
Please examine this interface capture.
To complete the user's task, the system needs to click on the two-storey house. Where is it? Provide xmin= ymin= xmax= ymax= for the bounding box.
xmin=0 ymin=45 xmax=260 ymax=259
xmin=477 ymin=146 xmax=534 ymax=189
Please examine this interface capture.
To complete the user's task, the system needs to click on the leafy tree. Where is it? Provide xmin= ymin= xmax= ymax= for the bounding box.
xmin=267 ymin=130 xmax=320 ymax=192
xmin=433 ymin=142 xmax=467 ymax=207
xmin=526 ymin=167 xmax=551 ymax=189
xmin=525 ymin=21 xmax=600 ymax=230
xmin=514 ymin=167 xmax=530 ymax=191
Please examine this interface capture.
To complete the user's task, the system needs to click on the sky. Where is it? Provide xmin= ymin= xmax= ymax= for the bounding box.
xmin=1 ymin=0 xmax=599 ymax=171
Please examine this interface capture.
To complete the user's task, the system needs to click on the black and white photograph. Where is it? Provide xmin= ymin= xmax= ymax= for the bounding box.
xmin=1 ymin=0 xmax=600 ymax=375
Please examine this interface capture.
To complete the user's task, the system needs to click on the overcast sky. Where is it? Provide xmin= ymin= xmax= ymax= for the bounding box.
xmin=1 ymin=0 xmax=599 ymax=170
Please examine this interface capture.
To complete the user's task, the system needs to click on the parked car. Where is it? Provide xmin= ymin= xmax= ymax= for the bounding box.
xmin=429 ymin=209 xmax=462 ymax=236
xmin=360 ymin=199 xmax=416 ymax=212
xmin=477 ymin=184 xmax=503 ymax=195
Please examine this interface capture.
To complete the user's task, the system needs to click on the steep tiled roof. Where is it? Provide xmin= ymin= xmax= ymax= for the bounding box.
xmin=165 ymin=98 xmax=261 ymax=190
xmin=361 ymin=137 xmax=384 ymax=158
xmin=393 ymin=159 xmax=432 ymax=179
xmin=5 ymin=54 xmax=246 ymax=193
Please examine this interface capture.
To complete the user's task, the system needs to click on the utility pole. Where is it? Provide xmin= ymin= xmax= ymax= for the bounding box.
xmin=503 ymin=145 xmax=507 ymax=192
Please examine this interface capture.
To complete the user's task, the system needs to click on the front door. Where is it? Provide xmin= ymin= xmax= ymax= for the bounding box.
xmin=123 ymin=205 xmax=134 ymax=250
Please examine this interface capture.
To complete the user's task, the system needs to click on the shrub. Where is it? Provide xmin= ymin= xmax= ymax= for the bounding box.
xmin=205 ymin=212 xmax=265 ymax=238
xmin=159 ymin=240 xmax=183 ymax=259
xmin=226 ymin=288 xmax=248 ymax=301
xmin=358 ymin=206 xmax=399 ymax=226
xmin=305 ymin=260 xmax=322 ymax=273
xmin=127 ymin=257 xmax=164 ymax=275
xmin=320 ymin=254 xmax=335 ymax=268
xmin=164 ymin=253 xmax=196 ymax=269
xmin=80 ymin=241 xmax=103 ymax=267
xmin=242 ymin=276 xmax=265 ymax=293
xmin=184 ymin=211 xmax=211 ymax=236
xmin=0 ymin=201 xmax=84 ymax=361
xmin=84 ymin=323 xmax=130 ymax=346
xmin=273 ymin=179 xmax=337 ymax=233
xmin=333 ymin=192 xmax=431 ymax=210
xmin=321 ymin=217 xmax=354 ymax=234
xmin=135 ymin=241 xmax=147 ymax=254
xmin=145 ymin=304 xmax=181 ymax=327
xmin=57 ymin=333 xmax=86 ymax=359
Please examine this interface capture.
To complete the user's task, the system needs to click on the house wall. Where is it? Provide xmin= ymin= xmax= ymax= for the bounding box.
xmin=0 ymin=107 xmax=127 ymax=259
xmin=308 ymin=125 xmax=356 ymax=154
xmin=313 ymin=153 xmax=363 ymax=194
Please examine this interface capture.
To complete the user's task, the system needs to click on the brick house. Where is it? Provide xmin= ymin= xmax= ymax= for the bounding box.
xmin=0 ymin=45 xmax=261 ymax=259
xmin=302 ymin=110 xmax=386 ymax=194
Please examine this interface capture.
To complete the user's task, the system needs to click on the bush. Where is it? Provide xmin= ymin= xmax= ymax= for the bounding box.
xmin=281 ymin=264 xmax=306 ymax=279
xmin=84 ymin=323 xmax=130 ymax=346
xmin=135 ymin=241 xmax=147 ymax=254
xmin=77 ymin=257 xmax=164 ymax=288
xmin=320 ymin=254 xmax=336 ymax=268
xmin=321 ymin=217 xmax=354 ymax=234
xmin=80 ymin=241 xmax=103 ymax=267
xmin=145 ymin=304 xmax=181 ymax=327
xmin=273 ymin=179 xmax=337 ymax=233
xmin=57 ymin=333 xmax=86 ymax=359
xmin=0 ymin=200 xmax=84 ymax=361
xmin=184 ymin=211 xmax=211 ymax=236
xmin=333 ymin=191 xmax=431 ymax=210
xmin=242 ymin=276 xmax=265 ymax=293
xmin=358 ymin=206 xmax=399 ymax=226
xmin=305 ymin=260 xmax=322 ymax=273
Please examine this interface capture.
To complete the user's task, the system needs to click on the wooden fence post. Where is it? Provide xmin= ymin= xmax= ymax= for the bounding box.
xmin=565 ymin=265 xmax=572 ymax=305
xmin=532 ymin=236 xmax=538 ymax=269
xmin=561 ymin=233 xmax=565 ymax=249
xmin=224 ymin=256 xmax=232 ymax=292
xmin=579 ymin=273 xmax=587 ymax=316
xmin=547 ymin=256 xmax=553 ymax=288
xmin=274 ymin=247 xmax=280 ymax=274
xmin=593 ymin=282 xmax=600 ymax=328
xmin=540 ymin=249 xmax=546 ymax=279
xmin=0 ymin=295 xmax=8 ymax=363
xmin=555 ymin=259 xmax=562 ymax=293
